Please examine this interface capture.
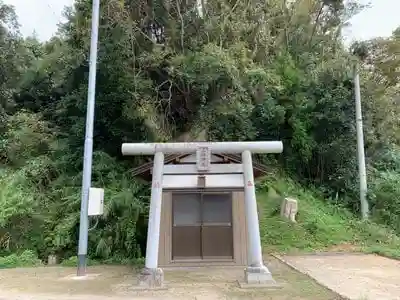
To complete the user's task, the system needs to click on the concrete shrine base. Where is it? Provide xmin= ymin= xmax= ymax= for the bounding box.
xmin=137 ymin=267 xmax=165 ymax=289
xmin=236 ymin=265 xmax=281 ymax=289
xmin=245 ymin=265 xmax=274 ymax=283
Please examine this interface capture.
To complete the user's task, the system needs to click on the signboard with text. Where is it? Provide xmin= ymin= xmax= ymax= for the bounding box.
xmin=196 ymin=147 xmax=211 ymax=171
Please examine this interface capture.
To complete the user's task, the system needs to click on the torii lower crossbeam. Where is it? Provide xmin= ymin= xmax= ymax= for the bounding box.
xmin=121 ymin=141 xmax=283 ymax=288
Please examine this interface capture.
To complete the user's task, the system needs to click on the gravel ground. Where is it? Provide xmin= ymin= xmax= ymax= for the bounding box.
xmin=280 ymin=253 xmax=400 ymax=300
xmin=0 ymin=257 xmax=339 ymax=300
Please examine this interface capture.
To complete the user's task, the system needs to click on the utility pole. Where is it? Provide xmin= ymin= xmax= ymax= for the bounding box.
xmin=353 ymin=63 xmax=369 ymax=220
xmin=77 ymin=0 xmax=101 ymax=277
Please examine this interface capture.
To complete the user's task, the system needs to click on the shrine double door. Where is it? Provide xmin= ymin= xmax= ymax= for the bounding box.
xmin=171 ymin=192 xmax=233 ymax=261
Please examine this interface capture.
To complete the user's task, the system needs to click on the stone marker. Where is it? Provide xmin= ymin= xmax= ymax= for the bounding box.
xmin=48 ymin=255 xmax=57 ymax=265
xmin=280 ymin=197 xmax=298 ymax=222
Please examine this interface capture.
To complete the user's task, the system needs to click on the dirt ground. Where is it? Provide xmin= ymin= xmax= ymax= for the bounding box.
xmin=0 ymin=256 xmax=340 ymax=300
xmin=280 ymin=253 xmax=400 ymax=300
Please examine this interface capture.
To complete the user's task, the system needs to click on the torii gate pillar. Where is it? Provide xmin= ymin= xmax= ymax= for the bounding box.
xmin=122 ymin=141 xmax=283 ymax=288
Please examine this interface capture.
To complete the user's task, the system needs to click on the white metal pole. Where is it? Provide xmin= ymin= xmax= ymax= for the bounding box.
xmin=354 ymin=64 xmax=369 ymax=219
xmin=145 ymin=152 xmax=164 ymax=269
xmin=77 ymin=0 xmax=100 ymax=276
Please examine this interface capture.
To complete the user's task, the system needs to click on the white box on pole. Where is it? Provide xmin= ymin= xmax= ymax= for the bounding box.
xmin=88 ymin=187 xmax=104 ymax=216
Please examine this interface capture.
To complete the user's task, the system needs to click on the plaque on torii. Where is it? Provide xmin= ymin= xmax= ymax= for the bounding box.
xmin=196 ymin=146 xmax=211 ymax=172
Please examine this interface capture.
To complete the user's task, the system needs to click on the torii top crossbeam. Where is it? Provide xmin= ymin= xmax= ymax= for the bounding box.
xmin=121 ymin=141 xmax=283 ymax=155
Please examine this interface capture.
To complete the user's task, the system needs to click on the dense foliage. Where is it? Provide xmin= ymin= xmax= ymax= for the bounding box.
xmin=1 ymin=0 xmax=400 ymax=262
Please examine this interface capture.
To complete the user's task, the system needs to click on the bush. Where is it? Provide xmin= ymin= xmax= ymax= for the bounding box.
xmin=60 ymin=255 xmax=79 ymax=267
xmin=369 ymin=171 xmax=400 ymax=233
xmin=60 ymin=256 xmax=101 ymax=267
xmin=0 ymin=250 xmax=42 ymax=268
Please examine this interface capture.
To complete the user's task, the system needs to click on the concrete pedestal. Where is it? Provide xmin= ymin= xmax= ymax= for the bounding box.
xmin=244 ymin=266 xmax=275 ymax=284
xmin=138 ymin=267 xmax=164 ymax=288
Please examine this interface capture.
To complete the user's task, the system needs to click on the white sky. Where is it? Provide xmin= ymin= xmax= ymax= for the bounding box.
xmin=3 ymin=0 xmax=400 ymax=42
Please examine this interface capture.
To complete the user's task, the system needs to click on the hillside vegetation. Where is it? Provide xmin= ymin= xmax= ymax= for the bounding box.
xmin=258 ymin=175 xmax=400 ymax=259
xmin=1 ymin=0 xmax=400 ymax=266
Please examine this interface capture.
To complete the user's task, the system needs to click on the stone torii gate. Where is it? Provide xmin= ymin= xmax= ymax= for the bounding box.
xmin=121 ymin=141 xmax=283 ymax=287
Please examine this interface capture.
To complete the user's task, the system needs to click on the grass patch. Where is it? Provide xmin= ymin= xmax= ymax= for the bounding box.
xmin=257 ymin=176 xmax=400 ymax=258
xmin=60 ymin=255 xmax=145 ymax=269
